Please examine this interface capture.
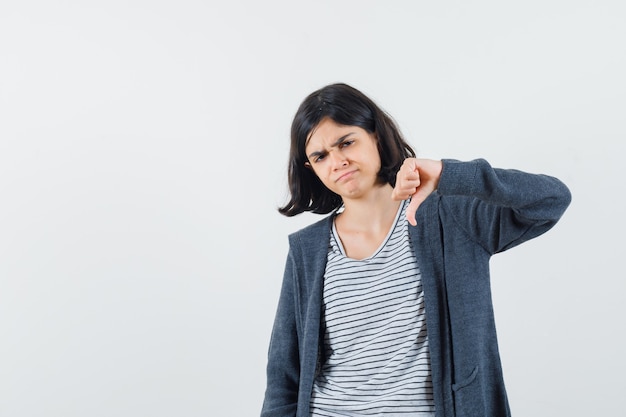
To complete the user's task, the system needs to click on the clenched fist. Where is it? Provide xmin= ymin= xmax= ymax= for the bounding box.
xmin=391 ymin=158 xmax=443 ymax=226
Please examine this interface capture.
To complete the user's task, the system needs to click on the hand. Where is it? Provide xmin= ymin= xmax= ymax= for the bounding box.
xmin=391 ymin=158 xmax=443 ymax=226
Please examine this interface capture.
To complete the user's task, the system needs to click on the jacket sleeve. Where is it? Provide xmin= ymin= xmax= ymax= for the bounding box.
xmin=436 ymin=158 xmax=572 ymax=255
xmin=260 ymin=245 xmax=300 ymax=417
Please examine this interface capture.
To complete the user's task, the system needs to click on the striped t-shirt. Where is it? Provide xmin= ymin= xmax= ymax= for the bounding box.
xmin=310 ymin=199 xmax=435 ymax=417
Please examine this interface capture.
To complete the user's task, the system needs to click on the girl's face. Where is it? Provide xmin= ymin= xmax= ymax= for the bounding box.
xmin=304 ymin=117 xmax=382 ymax=200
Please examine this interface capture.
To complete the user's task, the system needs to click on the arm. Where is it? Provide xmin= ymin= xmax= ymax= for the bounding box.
xmin=260 ymin=248 xmax=300 ymax=417
xmin=438 ymin=158 xmax=571 ymax=254
xmin=393 ymin=158 xmax=572 ymax=254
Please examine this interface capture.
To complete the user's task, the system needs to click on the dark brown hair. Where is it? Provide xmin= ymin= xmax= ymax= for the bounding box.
xmin=279 ymin=83 xmax=415 ymax=217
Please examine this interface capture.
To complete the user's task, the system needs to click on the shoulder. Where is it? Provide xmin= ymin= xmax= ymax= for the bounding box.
xmin=282 ymin=215 xmax=333 ymax=277
xmin=288 ymin=214 xmax=333 ymax=245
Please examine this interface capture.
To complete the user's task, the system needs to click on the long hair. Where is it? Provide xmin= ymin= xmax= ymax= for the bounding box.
xmin=278 ymin=83 xmax=415 ymax=217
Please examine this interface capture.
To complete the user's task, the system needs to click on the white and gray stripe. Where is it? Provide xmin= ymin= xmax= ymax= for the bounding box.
xmin=310 ymin=199 xmax=435 ymax=416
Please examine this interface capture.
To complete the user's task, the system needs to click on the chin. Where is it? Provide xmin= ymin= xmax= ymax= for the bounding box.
xmin=343 ymin=189 xmax=364 ymax=199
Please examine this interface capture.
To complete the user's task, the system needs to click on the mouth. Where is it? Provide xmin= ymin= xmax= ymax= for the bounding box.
xmin=335 ymin=170 xmax=357 ymax=183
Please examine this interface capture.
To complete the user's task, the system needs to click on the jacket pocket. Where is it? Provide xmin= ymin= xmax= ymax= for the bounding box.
xmin=452 ymin=366 xmax=478 ymax=391
xmin=451 ymin=366 xmax=484 ymax=417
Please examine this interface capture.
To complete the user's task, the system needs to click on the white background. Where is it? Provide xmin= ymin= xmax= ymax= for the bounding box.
xmin=1 ymin=1 xmax=624 ymax=416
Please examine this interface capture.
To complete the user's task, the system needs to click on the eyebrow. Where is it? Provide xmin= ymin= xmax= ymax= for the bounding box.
xmin=307 ymin=133 xmax=355 ymax=160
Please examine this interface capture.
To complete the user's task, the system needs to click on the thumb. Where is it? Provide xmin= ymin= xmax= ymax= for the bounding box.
xmin=405 ymin=194 xmax=421 ymax=226
xmin=405 ymin=185 xmax=433 ymax=226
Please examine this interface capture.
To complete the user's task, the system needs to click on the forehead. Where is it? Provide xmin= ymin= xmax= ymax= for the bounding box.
xmin=306 ymin=118 xmax=363 ymax=150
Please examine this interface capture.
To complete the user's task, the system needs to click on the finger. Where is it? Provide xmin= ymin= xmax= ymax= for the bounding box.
xmin=398 ymin=159 xmax=419 ymax=178
xmin=392 ymin=185 xmax=418 ymax=201
xmin=403 ymin=157 xmax=419 ymax=172
xmin=406 ymin=181 xmax=438 ymax=225
xmin=393 ymin=173 xmax=421 ymax=201
xmin=405 ymin=194 xmax=421 ymax=226
xmin=405 ymin=170 xmax=420 ymax=181
xmin=393 ymin=158 xmax=421 ymax=202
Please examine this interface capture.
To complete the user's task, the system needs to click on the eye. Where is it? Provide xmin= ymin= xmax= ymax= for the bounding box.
xmin=339 ymin=140 xmax=354 ymax=148
xmin=314 ymin=153 xmax=327 ymax=163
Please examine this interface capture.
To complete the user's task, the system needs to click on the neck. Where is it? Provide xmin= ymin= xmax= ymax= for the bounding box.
xmin=338 ymin=184 xmax=401 ymax=233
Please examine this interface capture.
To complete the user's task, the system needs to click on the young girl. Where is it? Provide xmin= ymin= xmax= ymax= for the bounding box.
xmin=261 ymin=83 xmax=571 ymax=417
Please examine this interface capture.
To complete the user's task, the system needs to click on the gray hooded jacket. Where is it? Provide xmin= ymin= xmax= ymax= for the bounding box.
xmin=261 ymin=158 xmax=571 ymax=417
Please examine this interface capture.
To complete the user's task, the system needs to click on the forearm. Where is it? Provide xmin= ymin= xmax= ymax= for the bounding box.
xmin=438 ymin=158 xmax=571 ymax=222
xmin=436 ymin=158 xmax=571 ymax=253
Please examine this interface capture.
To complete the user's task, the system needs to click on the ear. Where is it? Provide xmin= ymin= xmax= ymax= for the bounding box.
xmin=304 ymin=161 xmax=312 ymax=169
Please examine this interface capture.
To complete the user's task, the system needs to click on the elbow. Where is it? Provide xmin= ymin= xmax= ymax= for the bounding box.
xmin=554 ymin=179 xmax=572 ymax=218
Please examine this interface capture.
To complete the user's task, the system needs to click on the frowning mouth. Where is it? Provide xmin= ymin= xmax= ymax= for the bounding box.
xmin=335 ymin=170 xmax=357 ymax=183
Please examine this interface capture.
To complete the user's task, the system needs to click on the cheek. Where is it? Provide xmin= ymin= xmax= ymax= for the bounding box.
xmin=309 ymin=165 xmax=327 ymax=181
xmin=369 ymin=148 xmax=383 ymax=170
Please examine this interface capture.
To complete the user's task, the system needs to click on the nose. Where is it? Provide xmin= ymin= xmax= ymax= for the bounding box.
xmin=329 ymin=150 xmax=348 ymax=170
